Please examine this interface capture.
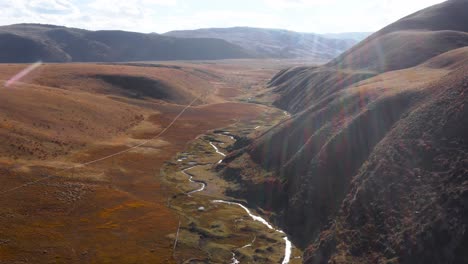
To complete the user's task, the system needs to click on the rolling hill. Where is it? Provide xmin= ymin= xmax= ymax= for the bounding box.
xmin=0 ymin=60 xmax=276 ymax=263
xmin=0 ymin=24 xmax=252 ymax=63
xmin=164 ymin=27 xmax=365 ymax=60
xmin=218 ymin=0 xmax=468 ymax=263
xmin=328 ymin=0 xmax=468 ymax=73
xmin=270 ymin=0 xmax=468 ymax=113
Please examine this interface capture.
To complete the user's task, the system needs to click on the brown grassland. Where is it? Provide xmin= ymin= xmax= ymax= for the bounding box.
xmin=0 ymin=59 xmax=299 ymax=263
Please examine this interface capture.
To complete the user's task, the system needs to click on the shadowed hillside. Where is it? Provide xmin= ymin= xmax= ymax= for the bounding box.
xmin=92 ymin=75 xmax=187 ymax=102
xmin=0 ymin=24 xmax=251 ymax=62
xmin=218 ymin=1 xmax=468 ymax=263
xmin=305 ymin=55 xmax=468 ymax=264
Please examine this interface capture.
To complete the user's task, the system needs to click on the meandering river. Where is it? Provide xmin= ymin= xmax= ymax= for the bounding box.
xmin=181 ymin=136 xmax=292 ymax=264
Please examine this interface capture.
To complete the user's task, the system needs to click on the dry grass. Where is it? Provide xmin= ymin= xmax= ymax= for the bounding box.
xmin=221 ymin=45 xmax=468 ymax=263
xmin=0 ymin=59 xmax=287 ymax=263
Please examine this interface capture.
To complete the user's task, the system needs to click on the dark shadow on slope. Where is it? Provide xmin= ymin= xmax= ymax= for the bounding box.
xmin=93 ymin=74 xmax=187 ymax=103
xmin=305 ymin=63 xmax=468 ymax=264
xmin=249 ymin=89 xmax=420 ymax=247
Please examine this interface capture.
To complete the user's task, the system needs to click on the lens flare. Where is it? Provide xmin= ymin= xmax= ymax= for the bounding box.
xmin=5 ymin=61 xmax=42 ymax=87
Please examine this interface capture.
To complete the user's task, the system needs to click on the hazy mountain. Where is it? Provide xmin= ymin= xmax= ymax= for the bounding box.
xmin=221 ymin=0 xmax=468 ymax=263
xmin=321 ymin=32 xmax=371 ymax=41
xmin=0 ymin=24 xmax=252 ymax=63
xmin=164 ymin=27 xmax=362 ymax=60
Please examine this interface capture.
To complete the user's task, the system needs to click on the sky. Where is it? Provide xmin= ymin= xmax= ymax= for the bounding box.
xmin=0 ymin=0 xmax=446 ymax=34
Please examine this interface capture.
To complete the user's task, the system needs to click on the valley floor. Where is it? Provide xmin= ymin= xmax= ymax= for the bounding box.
xmin=0 ymin=59 xmax=309 ymax=263
xmin=162 ymin=108 xmax=303 ymax=263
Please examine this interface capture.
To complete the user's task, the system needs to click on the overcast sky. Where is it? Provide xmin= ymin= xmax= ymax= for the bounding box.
xmin=0 ymin=0 xmax=446 ymax=34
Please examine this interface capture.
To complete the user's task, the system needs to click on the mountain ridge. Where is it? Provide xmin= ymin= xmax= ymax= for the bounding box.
xmin=0 ymin=23 xmax=252 ymax=62
xmin=164 ymin=26 xmax=368 ymax=60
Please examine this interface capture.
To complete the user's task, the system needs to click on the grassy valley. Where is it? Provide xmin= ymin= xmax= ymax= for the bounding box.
xmin=0 ymin=59 xmax=300 ymax=263
xmin=1 ymin=1 xmax=467 ymax=263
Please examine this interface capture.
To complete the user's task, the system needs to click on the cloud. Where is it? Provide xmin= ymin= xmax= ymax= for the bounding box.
xmin=87 ymin=0 xmax=147 ymax=17
xmin=157 ymin=10 xmax=282 ymax=33
xmin=0 ymin=0 xmax=82 ymax=27
xmin=264 ymin=0 xmax=334 ymax=8
xmin=141 ymin=0 xmax=177 ymax=6
xmin=28 ymin=0 xmax=78 ymax=15
xmin=0 ymin=0 xmax=448 ymax=34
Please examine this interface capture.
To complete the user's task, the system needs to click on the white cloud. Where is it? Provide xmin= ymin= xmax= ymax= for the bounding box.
xmin=77 ymin=0 xmax=179 ymax=31
xmin=141 ymin=0 xmax=177 ymax=6
xmin=87 ymin=0 xmax=146 ymax=17
xmin=157 ymin=10 xmax=283 ymax=33
xmin=0 ymin=0 xmax=448 ymax=34
xmin=28 ymin=0 xmax=78 ymax=14
xmin=0 ymin=0 xmax=82 ymax=27
xmin=264 ymin=0 xmax=335 ymax=8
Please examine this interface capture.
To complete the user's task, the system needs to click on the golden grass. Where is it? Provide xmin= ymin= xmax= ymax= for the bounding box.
xmin=0 ymin=60 xmax=285 ymax=263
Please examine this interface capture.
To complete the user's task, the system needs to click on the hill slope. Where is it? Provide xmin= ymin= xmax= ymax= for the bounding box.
xmin=0 ymin=61 xmax=275 ymax=263
xmin=164 ymin=27 xmax=361 ymax=60
xmin=270 ymin=0 xmax=468 ymax=113
xmin=219 ymin=1 xmax=468 ymax=263
xmin=328 ymin=0 xmax=468 ymax=72
xmin=305 ymin=55 xmax=468 ymax=264
xmin=0 ymin=24 xmax=251 ymax=62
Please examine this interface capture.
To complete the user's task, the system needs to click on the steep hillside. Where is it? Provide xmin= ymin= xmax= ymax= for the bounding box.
xmin=0 ymin=24 xmax=251 ymax=62
xmin=270 ymin=66 xmax=377 ymax=113
xmin=305 ymin=53 xmax=468 ymax=264
xmin=218 ymin=1 xmax=468 ymax=263
xmin=222 ymin=46 xmax=468 ymax=263
xmin=164 ymin=27 xmax=359 ymax=60
xmin=223 ymin=55 xmax=454 ymax=243
xmin=328 ymin=0 xmax=468 ymax=72
xmin=271 ymin=0 xmax=468 ymax=113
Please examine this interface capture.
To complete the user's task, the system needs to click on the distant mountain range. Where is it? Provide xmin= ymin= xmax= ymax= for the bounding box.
xmin=0 ymin=24 xmax=250 ymax=63
xmin=321 ymin=32 xmax=371 ymax=41
xmin=164 ymin=27 xmax=370 ymax=60
xmin=0 ymin=24 xmax=369 ymax=63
